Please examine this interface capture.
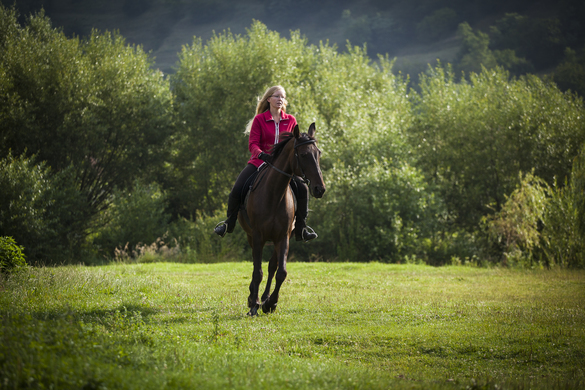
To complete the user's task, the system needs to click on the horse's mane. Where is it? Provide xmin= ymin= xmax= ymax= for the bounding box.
xmin=270 ymin=132 xmax=315 ymax=161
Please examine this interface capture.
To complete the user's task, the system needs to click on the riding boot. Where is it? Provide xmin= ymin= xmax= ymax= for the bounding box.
xmin=214 ymin=193 xmax=240 ymax=237
xmin=294 ymin=196 xmax=318 ymax=242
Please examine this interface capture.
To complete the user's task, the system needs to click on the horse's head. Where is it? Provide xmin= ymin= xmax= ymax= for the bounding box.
xmin=293 ymin=123 xmax=326 ymax=198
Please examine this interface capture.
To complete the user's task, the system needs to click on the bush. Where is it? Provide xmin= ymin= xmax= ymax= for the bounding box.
xmin=0 ymin=236 xmax=27 ymax=273
xmin=554 ymin=47 xmax=585 ymax=97
xmin=91 ymin=181 xmax=171 ymax=258
xmin=0 ymin=4 xmax=173 ymax=232
xmin=482 ymin=172 xmax=549 ymax=267
xmin=489 ymin=13 xmax=565 ymax=70
xmin=540 ymin=147 xmax=585 ymax=268
xmin=0 ymin=152 xmax=90 ymax=264
xmin=0 ymin=153 xmax=53 ymax=262
xmin=167 ymin=210 xmax=251 ymax=263
xmin=410 ymin=64 xmax=585 ymax=230
xmin=307 ymin=159 xmax=435 ymax=262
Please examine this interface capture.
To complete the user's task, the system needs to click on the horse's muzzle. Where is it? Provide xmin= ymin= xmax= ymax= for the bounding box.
xmin=312 ymin=185 xmax=326 ymax=198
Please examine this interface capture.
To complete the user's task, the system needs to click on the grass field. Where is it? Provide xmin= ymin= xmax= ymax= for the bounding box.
xmin=1 ymin=262 xmax=584 ymax=389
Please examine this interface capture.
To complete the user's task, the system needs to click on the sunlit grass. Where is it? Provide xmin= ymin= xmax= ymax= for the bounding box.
xmin=1 ymin=262 xmax=584 ymax=389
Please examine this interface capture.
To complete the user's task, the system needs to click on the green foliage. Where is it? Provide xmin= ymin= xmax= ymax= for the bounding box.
xmin=574 ymin=145 xmax=585 ymax=237
xmin=0 ymin=152 xmax=90 ymax=263
xmin=410 ymin=64 xmax=585 ymax=232
xmin=91 ymin=181 xmax=171 ymax=257
xmin=171 ymin=20 xmax=423 ymax=262
xmin=416 ymin=8 xmax=458 ymax=43
xmin=0 ymin=5 xmax=173 ymax=262
xmin=0 ymin=4 xmax=173 ymax=218
xmin=455 ymin=22 xmax=532 ymax=75
xmin=0 ymin=236 xmax=27 ymax=273
xmin=492 ymin=48 xmax=534 ymax=76
xmin=0 ymin=153 xmax=53 ymax=262
xmin=1 ymin=7 xmax=584 ymax=267
xmin=554 ymin=47 xmax=585 ymax=97
xmin=310 ymin=159 xmax=434 ymax=263
xmin=455 ymin=22 xmax=497 ymax=74
xmin=482 ymin=172 xmax=549 ymax=267
xmin=540 ymin=147 xmax=585 ymax=268
xmin=167 ymin=209 xmax=251 ymax=263
xmin=490 ymin=13 xmax=565 ymax=70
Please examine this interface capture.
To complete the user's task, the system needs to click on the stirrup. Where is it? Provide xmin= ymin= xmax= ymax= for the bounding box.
xmin=214 ymin=221 xmax=228 ymax=238
xmin=297 ymin=226 xmax=317 ymax=242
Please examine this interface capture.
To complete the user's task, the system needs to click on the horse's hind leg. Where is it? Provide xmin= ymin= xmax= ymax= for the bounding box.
xmin=261 ymin=249 xmax=278 ymax=308
xmin=247 ymin=238 xmax=264 ymax=316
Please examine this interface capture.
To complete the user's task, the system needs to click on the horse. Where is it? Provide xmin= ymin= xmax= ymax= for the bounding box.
xmin=238 ymin=123 xmax=325 ymax=316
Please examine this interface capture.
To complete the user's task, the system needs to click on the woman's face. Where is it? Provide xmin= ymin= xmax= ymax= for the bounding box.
xmin=267 ymin=88 xmax=286 ymax=111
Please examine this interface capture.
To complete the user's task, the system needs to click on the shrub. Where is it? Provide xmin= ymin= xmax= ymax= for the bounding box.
xmin=0 ymin=236 xmax=27 ymax=273
xmin=305 ymin=159 xmax=437 ymax=263
xmin=0 ymin=153 xmax=53 ymax=262
xmin=0 ymin=152 xmax=90 ymax=264
xmin=482 ymin=172 xmax=549 ymax=267
xmin=91 ymin=181 xmax=171 ymax=258
xmin=0 ymin=4 xmax=173 ymax=234
xmin=410 ymin=64 xmax=585 ymax=230
xmin=540 ymin=147 xmax=585 ymax=268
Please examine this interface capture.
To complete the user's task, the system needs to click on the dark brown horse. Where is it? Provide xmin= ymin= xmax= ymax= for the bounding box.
xmin=238 ymin=123 xmax=325 ymax=316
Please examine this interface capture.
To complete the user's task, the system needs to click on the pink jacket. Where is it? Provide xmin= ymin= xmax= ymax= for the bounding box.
xmin=247 ymin=110 xmax=297 ymax=167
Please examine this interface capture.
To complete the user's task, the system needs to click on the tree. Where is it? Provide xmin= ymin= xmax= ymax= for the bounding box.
xmin=0 ymin=6 xmax=173 ymax=211
xmin=540 ymin=148 xmax=585 ymax=268
xmin=489 ymin=13 xmax=564 ymax=70
xmin=483 ymin=172 xmax=549 ymax=266
xmin=455 ymin=22 xmax=497 ymax=74
xmin=554 ymin=47 xmax=585 ymax=97
xmin=455 ymin=22 xmax=533 ymax=76
xmin=0 ymin=153 xmax=54 ymax=262
xmin=410 ymin=64 xmax=585 ymax=231
xmin=0 ymin=5 xmax=173 ymax=261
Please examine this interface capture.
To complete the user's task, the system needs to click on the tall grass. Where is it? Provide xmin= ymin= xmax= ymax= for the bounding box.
xmin=1 ymin=262 xmax=584 ymax=389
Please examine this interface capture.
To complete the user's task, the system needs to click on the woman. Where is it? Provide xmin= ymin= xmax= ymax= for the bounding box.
xmin=214 ymin=85 xmax=318 ymax=242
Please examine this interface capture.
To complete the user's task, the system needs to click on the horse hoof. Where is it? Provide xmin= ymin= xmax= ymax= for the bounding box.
xmin=262 ymin=302 xmax=277 ymax=314
xmin=247 ymin=304 xmax=259 ymax=317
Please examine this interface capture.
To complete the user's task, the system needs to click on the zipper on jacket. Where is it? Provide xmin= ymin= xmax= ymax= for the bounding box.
xmin=274 ymin=121 xmax=280 ymax=144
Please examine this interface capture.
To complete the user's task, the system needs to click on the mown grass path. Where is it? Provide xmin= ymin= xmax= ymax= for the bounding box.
xmin=1 ymin=262 xmax=584 ymax=389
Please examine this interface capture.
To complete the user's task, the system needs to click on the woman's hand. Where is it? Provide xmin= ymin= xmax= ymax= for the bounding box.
xmin=258 ymin=152 xmax=273 ymax=163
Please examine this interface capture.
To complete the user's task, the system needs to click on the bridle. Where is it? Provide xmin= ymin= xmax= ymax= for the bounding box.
xmin=264 ymin=138 xmax=317 ymax=186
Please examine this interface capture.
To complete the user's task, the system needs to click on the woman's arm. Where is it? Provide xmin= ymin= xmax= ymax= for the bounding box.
xmin=248 ymin=116 xmax=264 ymax=158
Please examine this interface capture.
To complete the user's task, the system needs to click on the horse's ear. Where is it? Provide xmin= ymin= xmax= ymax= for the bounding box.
xmin=308 ymin=122 xmax=316 ymax=138
xmin=293 ymin=124 xmax=300 ymax=138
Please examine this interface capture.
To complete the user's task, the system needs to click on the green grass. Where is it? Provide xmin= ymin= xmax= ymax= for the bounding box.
xmin=1 ymin=262 xmax=584 ymax=389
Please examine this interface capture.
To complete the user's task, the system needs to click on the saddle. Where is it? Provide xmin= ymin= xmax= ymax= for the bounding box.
xmin=239 ymin=164 xmax=297 ymax=222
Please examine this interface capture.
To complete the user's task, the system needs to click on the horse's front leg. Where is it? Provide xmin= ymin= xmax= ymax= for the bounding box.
xmin=262 ymin=238 xmax=289 ymax=313
xmin=261 ymin=249 xmax=278 ymax=306
xmin=247 ymin=237 xmax=264 ymax=316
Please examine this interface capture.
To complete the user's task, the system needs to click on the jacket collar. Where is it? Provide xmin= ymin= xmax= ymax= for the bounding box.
xmin=261 ymin=110 xmax=290 ymax=122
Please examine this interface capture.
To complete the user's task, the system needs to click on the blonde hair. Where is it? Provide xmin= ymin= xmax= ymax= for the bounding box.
xmin=244 ymin=85 xmax=288 ymax=135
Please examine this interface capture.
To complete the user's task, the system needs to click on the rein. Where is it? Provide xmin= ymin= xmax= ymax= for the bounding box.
xmin=265 ymin=138 xmax=316 ymax=185
xmin=250 ymin=138 xmax=316 ymax=193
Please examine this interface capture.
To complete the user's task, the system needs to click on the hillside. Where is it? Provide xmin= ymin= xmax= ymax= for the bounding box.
xmin=4 ymin=0 xmax=569 ymax=76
